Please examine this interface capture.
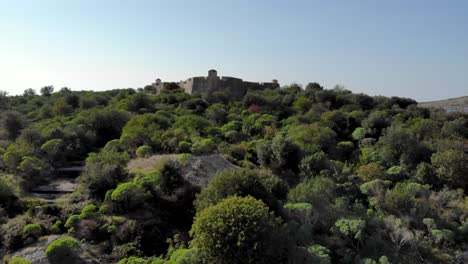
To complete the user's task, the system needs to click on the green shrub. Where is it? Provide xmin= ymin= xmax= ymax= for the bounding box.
xmin=7 ymin=256 xmax=31 ymax=264
xmin=45 ymin=237 xmax=80 ymax=264
xmin=177 ymin=141 xmax=192 ymax=153
xmin=99 ymin=204 xmax=110 ymax=214
xmin=190 ymin=138 xmax=215 ymax=155
xmin=22 ymin=223 xmax=42 ymax=239
xmin=64 ymin=214 xmax=80 ymax=230
xmin=79 ymin=204 xmax=98 ymax=219
xmin=1 ymin=216 xmax=30 ymax=250
xmin=190 ymin=196 xmax=284 ymax=263
xmin=111 ymin=182 xmax=147 ymax=210
xmin=307 ymin=244 xmax=331 ymax=264
xmin=194 ymin=169 xmax=284 ymax=212
xmin=134 ymin=171 xmax=161 ymax=193
xmin=136 ymin=145 xmax=152 ymax=158
xmin=168 ymin=248 xmax=202 ymax=264
xmin=50 ymin=220 xmax=62 ymax=234
xmin=117 ymin=256 xmax=149 ymax=264
xmin=177 ymin=153 xmax=192 ymax=163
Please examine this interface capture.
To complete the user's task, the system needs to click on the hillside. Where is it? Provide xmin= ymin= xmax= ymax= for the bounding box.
xmin=419 ymin=96 xmax=468 ymax=112
xmin=0 ymin=85 xmax=467 ymax=263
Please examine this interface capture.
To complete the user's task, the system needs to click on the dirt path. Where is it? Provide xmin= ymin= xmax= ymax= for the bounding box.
xmin=28 ymin=164 xmax=85 ymax=202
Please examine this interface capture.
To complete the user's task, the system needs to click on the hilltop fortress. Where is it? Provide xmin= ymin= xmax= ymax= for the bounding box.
xmin=151 ymin=69 xmax=279 ymax=98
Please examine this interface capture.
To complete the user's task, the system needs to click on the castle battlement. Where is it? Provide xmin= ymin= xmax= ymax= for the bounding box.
xmin=151 ymin=70 xmax=279 ymax=98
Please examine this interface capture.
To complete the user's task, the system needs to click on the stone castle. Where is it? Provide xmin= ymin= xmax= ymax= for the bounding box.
xmin=151 ymin=69 xmax=279 ymax=98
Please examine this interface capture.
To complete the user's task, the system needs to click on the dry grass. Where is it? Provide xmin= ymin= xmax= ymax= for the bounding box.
xmin=127 ymin=154 xmax=179 ymax=174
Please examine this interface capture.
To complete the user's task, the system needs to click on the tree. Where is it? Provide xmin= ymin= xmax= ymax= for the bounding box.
xmin=431 ymin=150 xmax=467 ymax=190
xmin=293 ymin=96 xmax=313 ymax=113
xmin=376 ymin=126 xmax=430 ymax=168
xmin=382 ymin=215 xmax=414 ymax=256
xmin=356 ymin=162 xmax=385 ymax=181
xmin=288 ymin=124 xmax=337 ymax=154
xmin=40 ymin=85 xmax=54 ymax=96
xmin=23 ymin=88 xmax=36 ymax=97
xmin=288 ymin=176 xmax=336 ymax=226
xmin=1 ymin=111 xmax=24 ymax=140
xmin=194 ymin=169 xmax=284 ymax=212
xmin=64 ymin=92 xmax=80 ymax=108
xmin=334 ymin=218 xmax=366 ymax=252
xmin=305 ymin=82 xmax=323 ymax=92
xmin=362 ymin=110 xmax=391 ymax=137
xmin=190 ymin=196 xmax=285 ymax=264
xmin=299 ymin=151 xmax=330 ymax=178
xmin=0 ymin=90 xmax=8 ymax=109
xmin=79 ymin=150 xmax=130 ymax=198
xmin=256 ymin=135 xmax=301 ymax=179
xmin=381 ymin=182 xmax=430 ymax=216
xmin=205 ymin=103 xmax=228 ymax=124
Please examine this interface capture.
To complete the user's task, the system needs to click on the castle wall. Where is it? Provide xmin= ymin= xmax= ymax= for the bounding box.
xmin=153 ymin=70 xmax=279 ymax=97
xmin=220 ymin=77 xmax=245 ymax=98
xmin=178 ymin=78 xmax=195 ymax=94
xmin=191 ymin=77 xmax=209 ymax=94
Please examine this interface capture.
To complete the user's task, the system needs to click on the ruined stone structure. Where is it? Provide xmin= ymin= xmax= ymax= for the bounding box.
xmin=151 ymin=69 xmax=279 ymax=98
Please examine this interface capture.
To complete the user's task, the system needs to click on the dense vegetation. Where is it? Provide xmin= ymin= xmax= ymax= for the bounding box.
xmin=0 ymin=83 xmax=467 ymax=263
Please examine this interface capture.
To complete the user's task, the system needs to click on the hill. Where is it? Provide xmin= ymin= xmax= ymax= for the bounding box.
xmin=419 ymin=96 xmax=468 ymax=112
xmin=1 ymin=85 xmax=467 ymax=263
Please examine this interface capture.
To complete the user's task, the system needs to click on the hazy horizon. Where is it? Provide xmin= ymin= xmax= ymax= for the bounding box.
xmin=1 ymin=0 xmax=467 ymax=101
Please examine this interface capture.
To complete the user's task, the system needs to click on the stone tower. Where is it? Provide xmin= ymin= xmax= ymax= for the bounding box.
xmin=208 ymin=69 xmax=218 ymax=79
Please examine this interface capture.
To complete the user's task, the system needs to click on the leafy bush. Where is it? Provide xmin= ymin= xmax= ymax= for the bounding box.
xmin=45 ymin=236 xmax=80 ymax=264
xmin=117 ymin=256 xmax=149 ymax=264
xmin=1 ymin=216 xmax=30 ymax=250
xmin=111 ymin=182 xmax=147 ymax=211
xmin=194 ymin=169 xmax=284 ymax=212
xmin=136 ymin=145 xmax=153 ymax=158
xmin=190 ymin=196 xmax=284 ymax=264
xmin=50 ymin=220 xmax=62 ymax=234
xmin=22 ymin=223 xmax=42 ymax=239
xmin=6 ymin=256 xmax=31 ymax=264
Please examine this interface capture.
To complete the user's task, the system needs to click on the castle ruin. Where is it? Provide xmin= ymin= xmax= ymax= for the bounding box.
xmin=151 ymin=69 xmax=279 ymax=98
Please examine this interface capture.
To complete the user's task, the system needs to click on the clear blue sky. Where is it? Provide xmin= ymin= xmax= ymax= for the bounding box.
xmin=1 ymin=0 xmax=467 ymax=101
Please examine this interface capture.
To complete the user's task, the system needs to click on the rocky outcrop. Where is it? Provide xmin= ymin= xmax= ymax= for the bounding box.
xmin=127 ymin=154 xmax=239 ymax=187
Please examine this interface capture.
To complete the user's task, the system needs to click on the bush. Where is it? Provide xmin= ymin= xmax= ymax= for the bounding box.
xmin=136 ymin=145 xmax=152 ymax=158
xmin=45 ymin=236 xmax=80 ymax=264
xmin=79 ymin=150 xmax=130 ymax=198
xmin=22 ymin=223 xmax=42 ymax=239
xmin=64 ymin=215 xmax=80 ymax=230
xmin=50 ymin=220 xmax=62 ymax=234
xmin=190 ymin=138 xmax=216 ymax=155
xmin=190 ymin=196 xmax=285 ymax=264
xmin=168 ymin=248 xmax=202 ymax=264
xmin=177 ymin=141 xmax=192 ymax=153
xmin=1 ymin=216 xmax=29 ymax=250
xmin=79 ymin=204 xmax=98 ymax=219
xmin=6 ymin=257 xmax=31 ymax=264
xmin=194 ymin=169 xmax=285 ymax=212
xmin=356 ymin=163 xmax=385 ymax=181
xmin=111 ymin=182 xmax=147 ymax=211
xmin=117 ymin=256 xmax=148 ymax=264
